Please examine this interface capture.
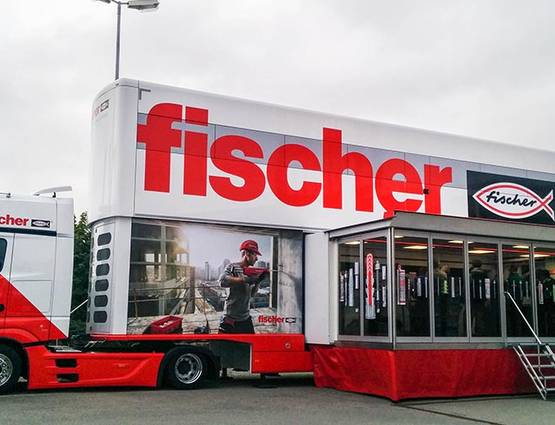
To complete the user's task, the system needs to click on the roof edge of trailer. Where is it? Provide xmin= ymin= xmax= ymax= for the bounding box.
xmin=132 ymin=79 xmax=555 ymax=159
xmin=328 ymin=211 xmax=555 ymax=243
xmin=92 ymin=78 xmax=139 ymax=105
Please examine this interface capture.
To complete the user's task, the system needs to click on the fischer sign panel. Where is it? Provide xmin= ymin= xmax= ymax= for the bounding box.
xmin=468 ymin=171 xmax=555 ymax=225
xmin=90 ymin=79 xmax=555 ymax=230
xmin=132 ymin=97 xmax=464 ymax=229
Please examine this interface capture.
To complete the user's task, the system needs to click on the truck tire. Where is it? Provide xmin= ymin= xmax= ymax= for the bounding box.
xmin=165 ymin=349 xmax=207 ymax=390
xmin=0 ymin=345 xmax=21 ymax=394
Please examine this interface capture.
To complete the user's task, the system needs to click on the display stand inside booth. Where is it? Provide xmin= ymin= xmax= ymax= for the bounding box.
xmin=311 ymin=212 xmax=555 ymax=400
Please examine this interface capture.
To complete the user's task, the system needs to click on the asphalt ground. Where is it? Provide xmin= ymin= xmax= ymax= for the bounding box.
xmin=0 ymin=373 xmax=553 ymax=425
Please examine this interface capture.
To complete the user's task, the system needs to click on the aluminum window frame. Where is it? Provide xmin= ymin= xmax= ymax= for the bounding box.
xmin=331 ymin=214 xmax=555 ymax=347
xmin=464 ymin=236 xmax=504 ymax=343
xmin=392 ymin=229 xmax=433 ymax=344
xmin=532 ymin=241 xmax=555 ymax=342
xmin=336 ymin=237 xmax=363 ymax=340
xmin=428 ymin=232 xmax=471 ymax=343
xmin=499 ymin=239 xmax=536 ymax=344
xmin=335 ymin=230 xmax=392 ymax=343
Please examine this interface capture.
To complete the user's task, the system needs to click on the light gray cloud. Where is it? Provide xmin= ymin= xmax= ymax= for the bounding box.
xmin=1 ymin=0 xmax=554 ymax=213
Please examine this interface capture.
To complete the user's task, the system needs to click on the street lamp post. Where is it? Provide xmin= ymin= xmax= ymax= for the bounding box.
xmin=96 ymin=0 xmax=160 ymax=80
xmin=115 ymin=1 xmax=122 ymax=80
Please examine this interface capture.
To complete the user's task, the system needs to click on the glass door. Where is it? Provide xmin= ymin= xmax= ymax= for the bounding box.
xmin=468 ymin=241 xmax=502 ymax=339
xmin=363 ymin=235 xmax=389 ymax=339
xmin=432 ymin=238 xmax=467 ymax=340
xmin=338 ymin=240 xmax=361 ymax=336
xmin=533 ymin=244 xmax=555 ymax=340
xmin=502 ymin=243 xmax=534 ymax=339
xmin=394 ymin=232 xmax=431 ymax=341
xmin=337 ymin=231 xmax=391 ymax=342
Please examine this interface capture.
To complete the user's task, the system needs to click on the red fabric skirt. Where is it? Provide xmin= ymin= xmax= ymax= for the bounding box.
xmin=311 ymin=346 xmax=534 ymax=401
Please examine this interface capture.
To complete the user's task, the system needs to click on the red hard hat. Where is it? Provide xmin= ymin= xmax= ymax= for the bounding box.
xmin=240 ymin=240 xmax=261 ymax=256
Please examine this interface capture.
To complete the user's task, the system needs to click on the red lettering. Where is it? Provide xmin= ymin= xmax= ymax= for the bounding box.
xmin=209 ymin=136 xmax=265 ymax=201
xmin=258 ymin=315 xmax=285 ymax=323
xmin=185 ymin=106 xmax=208 ymax=125
xmin=267 ymin=145 xmax=321 ymax=207
xmin=183 ymin=107 xmax=208 ymax=196
xmin=424 ymin=164 xmax=453 ymax=214
xmin=0 ymin=215 xmax=28 ymax=225
xmin=376 ymin=159 xmax=423 ymax=217
xmin=323 ymin=128 xmax=373 ymax=212
xmin=137 ymin=103 xmax=182 ymax=193
xmin=136 ymin=103 xmax=453 ymax=217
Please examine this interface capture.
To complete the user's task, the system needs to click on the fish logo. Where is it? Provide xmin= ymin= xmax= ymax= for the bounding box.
xmin=31 ymin=219 xmax=51 ymax=228
xmin=473 ymin=183 xmax=554 ymax=221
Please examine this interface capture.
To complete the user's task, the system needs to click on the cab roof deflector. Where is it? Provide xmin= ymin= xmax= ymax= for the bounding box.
xmin=33 ymin=186 xmax=73 ymax=197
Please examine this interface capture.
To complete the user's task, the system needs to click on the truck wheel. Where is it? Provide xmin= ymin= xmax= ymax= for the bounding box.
xmin=166 ymin=350 xmax=207 ymax=390
xmin=0 ymin=345 xmax=21 ymax=394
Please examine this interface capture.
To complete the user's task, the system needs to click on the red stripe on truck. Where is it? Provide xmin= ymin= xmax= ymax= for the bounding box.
xmin=0 ymin=274 xmax=66 ymax=343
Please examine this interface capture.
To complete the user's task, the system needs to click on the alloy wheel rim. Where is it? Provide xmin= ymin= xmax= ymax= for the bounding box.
xmin=0 ymin=354 xmax=13 ymax=387
xmin=174 ymin=353 xmax=203 ymax=384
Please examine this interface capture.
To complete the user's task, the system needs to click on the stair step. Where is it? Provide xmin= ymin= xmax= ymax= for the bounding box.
xmin=518 ymin=354 xmax=555 ymax=362
xmin=514 ymin=341 xmax=555 ymax=398
xmin=533 ymin=375 xmax=555 ymax=380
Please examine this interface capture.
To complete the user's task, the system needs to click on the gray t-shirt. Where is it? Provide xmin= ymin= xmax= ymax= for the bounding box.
xmin=219 ymin=262 xmax=258 ymax=321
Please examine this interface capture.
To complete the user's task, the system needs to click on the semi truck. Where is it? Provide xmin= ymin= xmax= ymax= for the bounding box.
xmin=1 ymin=79 xmax=554 ymax=399
xmin=0 ymin=187 xmax=314 ymax=394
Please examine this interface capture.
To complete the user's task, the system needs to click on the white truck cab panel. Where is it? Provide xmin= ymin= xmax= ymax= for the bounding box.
xmin=0 ymin=192 xmax=74 ymax=341
xmin=10 ymin=233 xmax=56 ymax=313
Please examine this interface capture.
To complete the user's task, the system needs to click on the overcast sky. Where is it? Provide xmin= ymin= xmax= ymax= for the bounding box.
xmin=2 ymin=0 xmax=554 ymax=214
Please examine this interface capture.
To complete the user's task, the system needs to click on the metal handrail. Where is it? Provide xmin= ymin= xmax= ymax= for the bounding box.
xmin=504 ymin=291 xmax=543 ymax=346
xmin=70 ymin=299 xmax=88 ymax=315
xmin=505 ymin=291 xmax=555 ymax=400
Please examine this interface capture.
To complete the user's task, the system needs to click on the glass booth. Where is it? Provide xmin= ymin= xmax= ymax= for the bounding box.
xmin=331 ymin=212 xmax=555 ymax=347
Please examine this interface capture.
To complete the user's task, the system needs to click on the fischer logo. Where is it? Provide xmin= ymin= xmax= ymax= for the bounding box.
xmin=473 ymin=183 xmax=554 ymax=221
xmin=93 ymin=99 xmax=110 ymax=118
xmin=258 ymin=315 xmax=297 ymax=324
xmin=0 ymin=214 xmax=29 ymax=226
xmin=31 ymin=219 xmax=51 ymax=228
xmin=137 ymin=103 xmax=454 ymax=217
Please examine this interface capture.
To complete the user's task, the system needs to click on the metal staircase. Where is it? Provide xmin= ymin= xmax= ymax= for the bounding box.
xmin=505 ymin=291 xmax=555 ymax=400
